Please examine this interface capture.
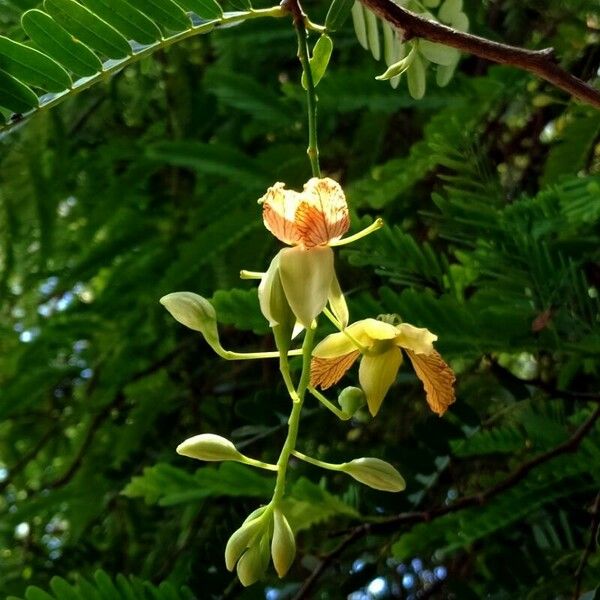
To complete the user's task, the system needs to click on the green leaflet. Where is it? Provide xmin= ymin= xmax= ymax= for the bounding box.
xmin=407 ymin=51 xmax=426 ymax=99
xmin=0 ymin=36 xmax=71 ymax=93
xmin=325 ymin=0 xmax=354 ymax=31
xmin=43 ymin=0 xmax=132 ymax=59
xmin=301 ymin=34 xmax=333 ymax=89
xmin=124 ymin=0 xmax=191 ymax=32
xmin=80 ymin=0 xmax=163 ymax=45
xmin=0 ymin=69 xmax=38 ymax=112
xmin=351 ymin=2 xmax=368 ymax=50
xmin=364 ymin=6 xmax=380 ymax=60
xmin=21 ymin=9 xmax=102 ymax=77
xmin=176 ymin=0 xmax=223 ymax=20
xmin=418 ymin=39 xmax=459 ymax=66
xmin=6 ymin=570 xmax=193 ymax=600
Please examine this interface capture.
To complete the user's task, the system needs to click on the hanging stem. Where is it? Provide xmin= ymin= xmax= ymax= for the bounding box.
xmin=272 ymin=327 xmax=316 ymax=505
xmin=287 ymin=0 xmax=321 ymax=178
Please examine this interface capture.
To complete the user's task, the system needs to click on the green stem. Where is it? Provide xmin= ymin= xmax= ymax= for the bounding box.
xmin=291 ymin=449 xmax=344 ymax=471
xmin=272 ymin=327 xmax=316 ymax=505
xmin=308 ymin=386 xmax=351 ymax=420
xmin=294 ymin=13 xmax=321 ymax=177
xmin=239 ymin=456 xmax=279 ymax=471
xmin=224 ymin=348 xmax=302 ymax=360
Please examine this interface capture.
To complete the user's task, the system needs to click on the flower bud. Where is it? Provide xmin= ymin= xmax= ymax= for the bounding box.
xmin=224 ymin=507 xmax=269 ymax=572
xmin=160 ymin=292 xmax=222 ymax=354
xmin=176 ymin=434 xmax=243 ymax=463
xmin=236 ymin=531 xmax=270 ymax=587
xmin=258 ymin=253 xmax=295 ymax=351
xmin=271 ymin=509 xmax=296 ymax=578
xmin=337 ymin=386 xmax=366 ymax=417
xmin=340 ymin=457 xmax=406 ymax=492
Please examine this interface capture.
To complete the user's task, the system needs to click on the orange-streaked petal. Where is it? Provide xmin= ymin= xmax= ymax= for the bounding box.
xmin=260 ymin=182 xmax=303 ymax=245
xmin=405 ymin=349 xmax=456 ymax=416
xmin=311 ymin=351 xmax=360 ymax=389
xmin=295 ymin=178 xmax=349 ymax=247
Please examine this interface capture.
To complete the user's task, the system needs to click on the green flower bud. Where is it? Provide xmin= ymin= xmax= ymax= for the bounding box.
xmin=337 ymin=386 xmax=366 ymax=417
xmin=340 ymin=457 xmax=406 ymax=492
xmin=258 ymin=253 xmax=295 ymax=352
xmin=271 ymin=509 xmax=296 ymax=578
xmin=236 ymin=530 xmax=270 ymax=587
xmin=160 ymin=292 xmax=222 ymax=355
xmin=176 ymin=434 xmax=244 ymax=463
xmin=224 ymin=507 xmax=269 ymax=572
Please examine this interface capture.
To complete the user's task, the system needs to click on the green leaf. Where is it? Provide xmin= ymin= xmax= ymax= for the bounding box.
xmin=0 ymin=36 xmax=72 ymax=92
xmin=325 ymin=0 xmax=354 ymax=31
xmin=124 ymin=0 xmax=191 ymax=32
xmin=364 ymin=7 xmax=380 ymax=60
xmin=12 ymin=571 xmax=192 ymax=600
xmin=351 ymin=1 xmax=368 ymax=50
xmin=79 ymin=0 xmax=163 ymax=45
xmin=0 ymin=69 xmax=38 ymax=112
xmin=407 ymin=52 xmax=426 ymax=99
xmin=282 ymin=478 xmax=359 ymax=532
xmin=21 ymin=9 xmax=102 ymax=77
xmin=44 ymin=0 xmax=132 ymax=59
xmin=177 ymin=0 xmax=223 ymax=20
xmin=122 ymin=462 xmax=273 ymax=506
xmin=211 ymin=288 xmax=269 ymax=335
xmin=418 ymin=39 xmax=459 ymax=66
xmin=301 ymin=34 xmax=333 ymax=90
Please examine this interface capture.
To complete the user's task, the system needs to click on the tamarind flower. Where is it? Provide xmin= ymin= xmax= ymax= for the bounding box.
xmin=258 ymin=178 xmax=349 ymax=329
xmin=311 ymin=318 xmax=455 ymax=417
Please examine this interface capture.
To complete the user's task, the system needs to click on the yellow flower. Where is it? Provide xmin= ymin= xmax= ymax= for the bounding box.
xmin=258 ymin=178 xmax=349 ymax=329
xmin=311 ymin=318 xmax=455 ymax=416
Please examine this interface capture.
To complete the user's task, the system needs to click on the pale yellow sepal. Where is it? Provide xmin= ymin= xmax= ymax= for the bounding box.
xmin=279 ymin=246 xmax=334 ymax=329
xmin=328 ymin=273 xmax=349 ymax=329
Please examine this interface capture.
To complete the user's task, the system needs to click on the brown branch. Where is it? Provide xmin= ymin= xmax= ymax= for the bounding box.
xmin=294 ymin=406 xmax=600 ymax=599
xmin=359 ymin=0 xmax=600 ymax=110
xmin=573 ymin=491 xmax=600 ymax=600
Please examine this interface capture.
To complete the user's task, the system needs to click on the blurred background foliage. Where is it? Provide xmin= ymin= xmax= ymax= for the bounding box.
xmin=0 ymin=0 xmax=599 ymax=598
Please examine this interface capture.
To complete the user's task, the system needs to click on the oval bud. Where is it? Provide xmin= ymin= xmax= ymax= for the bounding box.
xmin=160 ymin=292 xmax=222 ymax=353
xmin=341 ymin=457 xmax=406 ymax=492
xmin=258 ymin=253 xmax=295 ymax=351
xmin=224 ymin=508 xmax=269 ymax=572
xmin=236 ymin=531 xmax=270 ymax=587
xmin=176 ymin=434 xmax=243 ymax=463
xmin=271 ymin=509 xmax=296 ymax=578
xmin=338 ymin=386 xmax=366 ymax=417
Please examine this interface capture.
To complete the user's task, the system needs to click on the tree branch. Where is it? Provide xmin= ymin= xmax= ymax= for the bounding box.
xmin=573 ymin=491 xmax=600 ymax=600
xmin=294 ymin=406 xmax=600 ymax=599
xmin=359 ymin=0 xmax=600 ymax=110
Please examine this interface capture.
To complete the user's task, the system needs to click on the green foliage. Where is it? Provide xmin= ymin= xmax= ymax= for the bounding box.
xmin=7 ymin=570 xmax=193 ymax=600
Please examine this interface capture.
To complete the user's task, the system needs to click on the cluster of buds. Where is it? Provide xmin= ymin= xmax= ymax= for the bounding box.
xmin=160 ymin=177 xmax=455 ymax=585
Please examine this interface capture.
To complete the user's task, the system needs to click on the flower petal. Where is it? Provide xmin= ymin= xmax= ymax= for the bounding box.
xmin=295 ymin=178 xmax=349 ymax=247
xmin=395 ymin=323 xmax=438 ymax=354
xmin=260 ymin=182 xmax=303 ymax=245
xmin=279 ymin=246 xmax=334 ymax=328
xmin=361 ymin=318 xmax=400 ymax=341
xmin=311 ymin=351 xmax=360 ymax=389
xmin=405 ymin=349 xmax=456 ymax=416
xmin=312 ymin=331 xmax=358 ymax=359
xmin=359 ymin=348 xmax=403 ymax=416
